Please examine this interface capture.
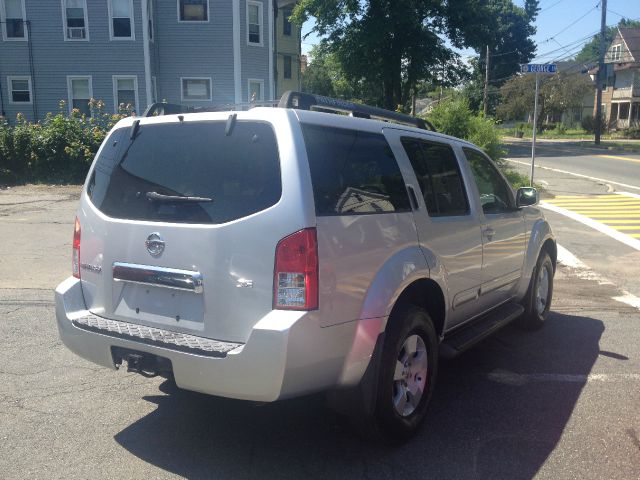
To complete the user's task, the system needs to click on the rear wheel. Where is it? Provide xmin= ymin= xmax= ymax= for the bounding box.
xmin=518 ymin=251 xmax=554 ymax=330
xmin=368 ymin=305 xmax=438 ymax=443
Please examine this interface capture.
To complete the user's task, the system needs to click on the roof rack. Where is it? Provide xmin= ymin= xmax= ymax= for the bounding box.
xmin=142 ymin=93 xmax=435 ymax=132
xmin=278 ymin=91 xmax=435 ymax=131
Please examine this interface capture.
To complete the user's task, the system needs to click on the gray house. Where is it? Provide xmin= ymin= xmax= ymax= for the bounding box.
xmin=1 ymin=0 xmax=281 ymax=122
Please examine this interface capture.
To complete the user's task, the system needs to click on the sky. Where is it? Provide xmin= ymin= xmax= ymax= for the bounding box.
xmin=300 ymin=0 xmax=640 ymax=63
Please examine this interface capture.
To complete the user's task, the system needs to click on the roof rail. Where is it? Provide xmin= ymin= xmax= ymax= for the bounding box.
xmin=278 ymin=91 xmax=435 ymax=131
xmin=143 ymin=100 xmax=280 ymax=117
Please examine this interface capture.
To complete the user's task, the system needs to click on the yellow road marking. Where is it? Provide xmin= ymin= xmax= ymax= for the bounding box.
xmin=593 ymin=219 xmax=640 ymax=223
xmin=596 ymin=154 xmax=640 ymax=164
xmin=608 ymin=226 xmax=640 ymax=231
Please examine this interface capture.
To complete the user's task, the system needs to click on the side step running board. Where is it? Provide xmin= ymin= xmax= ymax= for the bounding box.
xmin=440 ymin=302 xmax=524 ymax=359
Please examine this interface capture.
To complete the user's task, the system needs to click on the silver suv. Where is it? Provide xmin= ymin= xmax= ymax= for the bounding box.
xmin=55 ymin=92 xmax=555 ymax=442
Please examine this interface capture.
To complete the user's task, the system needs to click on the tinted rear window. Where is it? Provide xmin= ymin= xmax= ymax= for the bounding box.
xmin=87 ymin=120 xmax=281 ymax=224
xmin=301 ymin=124 xmax=410 ymax=216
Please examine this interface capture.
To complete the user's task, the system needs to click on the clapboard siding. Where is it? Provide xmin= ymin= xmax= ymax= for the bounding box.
xmin=0 ymin=0 xmax=276 ymax=121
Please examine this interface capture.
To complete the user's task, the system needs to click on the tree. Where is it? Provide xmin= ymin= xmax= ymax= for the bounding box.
xmin=496 ymin=70 xmax=593 ymax=125
xmin=293 ymin=1 xmax=535 ymax=110
xmin=575 ymin=19 xmax=640 ymax=66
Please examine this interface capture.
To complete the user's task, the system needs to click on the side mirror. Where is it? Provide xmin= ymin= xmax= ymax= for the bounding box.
xmin=516 ymin=187 xmax=539 ymax=207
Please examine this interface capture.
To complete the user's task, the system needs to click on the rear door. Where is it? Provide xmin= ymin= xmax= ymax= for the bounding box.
xmin=78 ymin=114 xmax=299 ymax=344
xmin=386 ymin=130 xmax=484 ymax=329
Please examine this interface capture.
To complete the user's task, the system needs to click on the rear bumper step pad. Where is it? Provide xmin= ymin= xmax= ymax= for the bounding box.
xmin=72 ymin=314 xmax=243 ymax=358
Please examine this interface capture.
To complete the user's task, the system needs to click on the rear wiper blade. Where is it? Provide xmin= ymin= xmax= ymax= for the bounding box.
xmin=146 ymin=191 xmax=213 ymax=203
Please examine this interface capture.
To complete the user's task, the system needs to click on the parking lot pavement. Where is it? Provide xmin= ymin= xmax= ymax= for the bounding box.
xmin=1 ymin=185 xmax=639 ymax=480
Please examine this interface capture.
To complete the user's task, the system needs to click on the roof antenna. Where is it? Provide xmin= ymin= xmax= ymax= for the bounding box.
xmin=225 ymin=113 xmax=237 ymax=136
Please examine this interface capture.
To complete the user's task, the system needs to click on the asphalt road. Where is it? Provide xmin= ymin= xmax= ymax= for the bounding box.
xmin=505 ymin=139 xmax=640 ymax=191
xmin=1 ymin=174 xmax=640 ymax=479
xmin=505 ymin=139 xmax=640 ymax=299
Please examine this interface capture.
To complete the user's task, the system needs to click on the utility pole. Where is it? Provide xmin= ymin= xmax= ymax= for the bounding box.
xmin=483 ymin=45 xmax=490 ymax=116
xmin=594 ymin=0 xmax=607 ymax=145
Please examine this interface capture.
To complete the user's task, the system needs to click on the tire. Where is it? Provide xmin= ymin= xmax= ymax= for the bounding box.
xmin=518 ymin=251 xmax=554 ymax=330
xmin=365 ymin=305 xmax=439 ymax=444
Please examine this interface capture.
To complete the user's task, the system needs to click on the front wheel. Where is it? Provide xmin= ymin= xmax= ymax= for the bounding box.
xmin=369 ymin=305 xmax=438 ymax=443
xmin=518 ymin=251 xmax=554 ymax=330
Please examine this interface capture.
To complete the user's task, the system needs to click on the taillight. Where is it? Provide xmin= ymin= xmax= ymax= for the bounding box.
xmin=72 ymin=217 xmax=81 ymax=279
xmin=273 ymin=228 xmax=318 ymax=310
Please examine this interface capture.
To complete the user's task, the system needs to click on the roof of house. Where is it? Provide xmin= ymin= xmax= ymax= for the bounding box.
xmin=619 ymin=27 xmax=640 ymax=62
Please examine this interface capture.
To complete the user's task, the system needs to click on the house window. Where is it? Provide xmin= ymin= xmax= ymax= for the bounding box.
xmin=8 ymin=76 xmax=32 ymax=103
xmin=283 ymin=8 xmax=291 ymax=36
xmin=67 ymin=76 xmax=92 ymax=116
xmin=3 ymin=0 xmax=26 ymax=40
xmin=181 ymin=77 xmax=212 ymax=101
xmin=248 ymin=79 xmax=264 ymax=103
xmin=247 ymin=1 xmax=262 ymax=45
xmin=178 ymin=0 xmax=208 ymax=22
xmin=284 ymin=55 xmax=292 ymax=79
xmin=611 ymin=44 xmax=622 ymax=62
xmin=109 ymin=0 xmax=134 ymax=39
xmin=63 ymin=0 xmax=89 ymax=40
xmin=113 ymin=76 xmax=138 ymax=113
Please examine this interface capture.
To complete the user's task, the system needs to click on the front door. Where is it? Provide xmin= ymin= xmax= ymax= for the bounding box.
xmin=463 ymin=148 xmax=526 ymax=310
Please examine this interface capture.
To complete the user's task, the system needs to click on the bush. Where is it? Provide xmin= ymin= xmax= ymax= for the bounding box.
xmin=622 ymin=126 xmax=640 ymax=139
xmin=425 ymin=98 xmax=505 ymax=162
xmin=581 ymin=115 xmax=606 ymax=134
xmin=0 ymin=100 xmax=129 ymax=184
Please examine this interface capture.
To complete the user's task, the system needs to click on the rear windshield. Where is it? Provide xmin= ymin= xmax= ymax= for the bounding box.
xmin=87 ymin=120 xmax=281 ymax=224
xmin=301 ymin=124 xmax=410 ymax=216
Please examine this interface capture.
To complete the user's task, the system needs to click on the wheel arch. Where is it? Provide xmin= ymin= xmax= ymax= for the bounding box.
xmin=388 ymin=278 xmax=447 ymax=339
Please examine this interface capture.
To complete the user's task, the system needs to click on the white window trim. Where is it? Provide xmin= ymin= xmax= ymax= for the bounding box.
xmin=247 ymin=78 xmax=264 ymax=102
xmin=246 ymin=0 xmax=263 ymax=47
xmin=7 ymin=75 xmax=32 ymax=104
xmin=112 ymin=75 xmax=139 ymax=114
xmin=152 ymin=75 xmax=158 ymax=102
xmin=108 ymin=0 xmax=135 ymax=41
xmin=66 ymin=75 xmax=93 ymax=114
xmin=61 ymin=0 xmax=90 ymax=42
xmin=180 ymin=77 xmax=212 ymax=102
xmin=1 ymin=0 xmax=28 ymax=41
xmin=176 ymin=0 xmax=209 ymax=23
xmin=611 ymin=44 xmax=622 ymax=62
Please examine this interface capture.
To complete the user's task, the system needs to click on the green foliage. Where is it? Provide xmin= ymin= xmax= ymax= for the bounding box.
xmin=293 ymin=0 xmax=535 ymax=110
xmin=496 ymin=71 xmax=593 ymax=126
xmin=575 ymin=19 xmax=640 ymax=65
xmin=425 ymin=98 xmax=505 ymax=162
xmin=0 ymin=100 xmax=129 ymax=185
xmin=622 ymin=127 xmax=640 ymax=140
xmin=580 ymin=115 xmax=606 ymax=134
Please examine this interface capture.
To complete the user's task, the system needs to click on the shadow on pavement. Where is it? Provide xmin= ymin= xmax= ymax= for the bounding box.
xmin=115 ymin=311 xmax=606 ymax=480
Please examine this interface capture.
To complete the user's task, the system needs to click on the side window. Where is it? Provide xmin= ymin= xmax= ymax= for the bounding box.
xmin=401 ymin=137 xmax=469 ymax=217
xmin=463 ymin=148 xmax=513 ymax=214
xmin=302 ymin=124 xmax=411 ymax=216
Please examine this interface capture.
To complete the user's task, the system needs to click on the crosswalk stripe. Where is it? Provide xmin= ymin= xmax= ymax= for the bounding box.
xmin=544 ymin=192 xmax=640 ymax=243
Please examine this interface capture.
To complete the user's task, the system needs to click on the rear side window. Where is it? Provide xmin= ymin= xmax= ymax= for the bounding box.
xmin=301 ymin=124 xmax=410 ymax=216
xmin=401 ymin=137 xmax=469 ymax=216
xmin=87 ymin=121 xmax=281 ymax=224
